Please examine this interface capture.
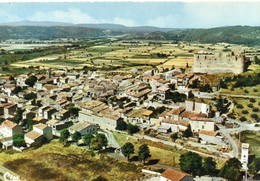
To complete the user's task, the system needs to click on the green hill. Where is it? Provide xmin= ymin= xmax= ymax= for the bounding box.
xmin=143 ymin=26 xmax=260 ymax=45
xmin=0 ymin=26 xmax=106 ymax=40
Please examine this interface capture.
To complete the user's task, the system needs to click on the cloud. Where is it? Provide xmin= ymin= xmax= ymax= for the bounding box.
xmin=31 ymin=8 xmax=97 ymax=24
xmin=30 ymin=8 xmax=138 ymax=26
xmin=182 ymin=2 xmax=260 ymax=28
xmin=145 ymin=15 xmax=181 ymax=28
xmin=0 ymin=10 xmax=22 ymax=23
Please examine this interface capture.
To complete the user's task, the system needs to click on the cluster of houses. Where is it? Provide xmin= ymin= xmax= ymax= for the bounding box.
xmin=0 ymin=66 xmax=227 ymax=150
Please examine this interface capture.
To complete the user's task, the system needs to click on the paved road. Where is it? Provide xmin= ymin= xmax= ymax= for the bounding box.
xmin=102 ymin=130 xmax=121 ymax=149
xmin=218 ymin=119 xmax=260 ymax=158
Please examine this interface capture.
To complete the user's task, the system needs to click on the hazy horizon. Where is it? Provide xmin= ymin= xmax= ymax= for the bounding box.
xmin=0 ymin=2 xmax=259 ymax=28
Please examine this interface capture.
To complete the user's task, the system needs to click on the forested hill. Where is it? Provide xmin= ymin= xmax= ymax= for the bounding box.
xmin=141 ymin=26 xmax=260 ymax=45
xmin=0 ymin=26 xmax=106 ymax=40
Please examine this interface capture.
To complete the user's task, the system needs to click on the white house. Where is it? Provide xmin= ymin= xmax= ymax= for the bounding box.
xmin=0 ymin=120 xmax=23 ymax=138
xmin=69 ymin=122 xmax=98 ymax=135
xmin=190 ymin=117 xmax=215 ymax=132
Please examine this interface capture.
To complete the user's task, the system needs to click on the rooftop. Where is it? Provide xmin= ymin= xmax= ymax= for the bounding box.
xmin=70 ymin=122 xmax=92 ymax=132
xmin=161 ymin=168 xmax=192 ymax=181
xmin=34 ymin=123 xmax=47 ymax=130
xmin=25 ymin=130 xmax=42 ymax=140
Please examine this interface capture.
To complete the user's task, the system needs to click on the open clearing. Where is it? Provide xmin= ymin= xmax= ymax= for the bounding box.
xmin=0 ymin=140 xmax=142 ymax=181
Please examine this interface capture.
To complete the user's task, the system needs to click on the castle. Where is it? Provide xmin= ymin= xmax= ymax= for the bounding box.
xmin=192 ymin=50 xmax=245 ymax=74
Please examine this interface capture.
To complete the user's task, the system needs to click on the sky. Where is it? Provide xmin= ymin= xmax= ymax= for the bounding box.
xmin=0 ymin=1 xmax=259 ymax=28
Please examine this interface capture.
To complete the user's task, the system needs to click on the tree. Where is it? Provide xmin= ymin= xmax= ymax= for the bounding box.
xmin=215 ymin=96 xmax=225 ymax=112
xmin=71 ymin=131 xmax=81 ymax=143
xmin=203 ymin=157 xmax=216 ymax=175
xmin=127 ymin=124 xmax=139 ymax=135
xmin=249 ymin=157 xmax=260 ymax=175
xmin=138 ymin=144 xmax=151 ymax=164
xmin=182 ymin=125 xmax=193 ymax=138
xmin=170 ymin=132 xmax=178 ymax=141
xmin=12 ymin=86 xmax=22 ymax=94
xmin=67 ymin=106 xmax=80 ymax=116
xmin=219 ymin=157 xmax=242 ymax=181
xmin=59 ymin=129 xmax=70 ymax=143
xmin=83 ymin=133 xmax=94 ymax=146
xmin=24 ymin=92 xmax=37 ymax=100
xmin=121 ymin=142 xmax=135 ymax=161
xmin=179 ymin=152 xmax=203 ymax=176
xmin=116 ymin=119 xmax=127 ymax=130
xmin=12 ymin=133 xmax=26 ymax=147
xmin=25 ymin=75 xmax=37 ymax=87
xmin=90 ymin=134 xmax=108 ymax=151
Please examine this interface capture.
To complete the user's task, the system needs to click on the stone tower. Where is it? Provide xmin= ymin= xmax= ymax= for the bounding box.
xmin=241 ymin=143 xmax=249 ymax=170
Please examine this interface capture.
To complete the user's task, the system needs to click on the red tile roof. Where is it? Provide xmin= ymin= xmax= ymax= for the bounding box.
xmin=199 ymin=130 xmax=217 ymax=136
xmin=161 ymin=168 xmax=192 ymax=181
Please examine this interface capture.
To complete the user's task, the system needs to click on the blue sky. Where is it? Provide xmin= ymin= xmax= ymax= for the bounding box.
xmin=0 ymin=2 xmax=259 ymax=28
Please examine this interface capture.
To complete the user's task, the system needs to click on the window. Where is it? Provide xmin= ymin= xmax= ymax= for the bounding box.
xmin=202 ymin=125 xmax=204 ymax=129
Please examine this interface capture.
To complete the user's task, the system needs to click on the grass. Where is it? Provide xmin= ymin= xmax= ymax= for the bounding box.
xmin=0 ymin=140 xmax=142 ymax=181
xmin=231 ymin=98 xmax=260 ymax=122
xmin=239 ymin=130 xmax=260 ymax=157
xmin=219 ymin=84 xmax=260 ymax=96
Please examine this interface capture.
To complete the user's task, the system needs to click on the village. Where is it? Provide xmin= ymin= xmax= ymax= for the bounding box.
xmin=0 ymin=45 xmax=258 ymax=181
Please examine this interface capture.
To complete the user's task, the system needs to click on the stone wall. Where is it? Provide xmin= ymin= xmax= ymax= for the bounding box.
xmin=193 ymin=51 xmax=245 ymax=74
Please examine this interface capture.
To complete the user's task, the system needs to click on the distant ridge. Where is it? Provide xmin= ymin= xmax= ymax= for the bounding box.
xmin=0 ymin=21 xmax=177 ymax=32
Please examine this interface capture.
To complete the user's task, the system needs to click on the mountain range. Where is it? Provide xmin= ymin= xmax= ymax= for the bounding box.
xmin=0 ymin=21 xmax=259 ymax=45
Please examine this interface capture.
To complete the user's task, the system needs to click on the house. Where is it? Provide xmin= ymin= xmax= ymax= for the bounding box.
xmin=33 ymin=123 xmax=53 ymax=140
xmin=22 ymin=111 xmax=36 ymax=120
xmin=3 ymin=103 xmax=17 ymax=117
xmin=190 ymin=117 xmax=215 ymax=132
xmin=199 ymin=130 xmax=225 ymax=145
xmin=25 ymin=123 xmax=52 ymax=145
xmin=158 ymin=125 xmax=171 ymax=133
xmin=78 ymin=100 xmax=120 ymax=130
xmin=32 ymin=116 xmax=48 ymax=124
xmin=0 ymin=120 xmax=23 ymax=138
xmin=161 ymin=168 xmax=193 ymax=181
xmin=176 ymin=74 xmax=194 ymax=88
xmin=157 ymin=86 xmax=170 ymax=100
xmin=185 ymin=100 xmax=211 ymax=116
xmin=69 ymin=122 xmax=98 ymax=135
xmin=161 ymin=119 xmax=190 ymax=132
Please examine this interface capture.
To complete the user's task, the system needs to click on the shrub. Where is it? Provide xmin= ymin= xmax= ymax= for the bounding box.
xmin=250 ymin=98 xmax=256 ymax=103
xmin=253 ymin=89 xmax=258 ymax=92
xmin=236 ymin=104 xmax=243 ymax=109
xmin=144 ymin=129 xmax=151 ymax=135
xmin=244 ymin=89 xmax=249 ymax=93
xmin=251 ymin=114 xmax=259 ymax=121
xmin=240 ymin=117 xmax=247 ymax=122
xmin=242 ymin=110 xmax=249 ymax=114
xmin=253 ymin=108 xmax=259 ymax=112
xmin=248 ymin=104 xmax=254 ymax=108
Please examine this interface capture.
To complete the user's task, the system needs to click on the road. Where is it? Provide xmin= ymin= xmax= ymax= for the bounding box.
xmin=0 ymin=165 xmax=25 ymax=181
xmin=218 ymin=120 xmax=260 ymax=158
xmin=102 ymin=130 xmax=120 ymax=149
xmin=133 ymin=134 xmax=225 ymax=159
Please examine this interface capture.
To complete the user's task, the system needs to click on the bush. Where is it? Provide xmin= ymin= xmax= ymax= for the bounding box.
xmin=244 ymin=89 xmax=249 ymax=93
xmin=253 ymin=89 xmax=258 ymax=92
xmin=127 ymin=124 xmax=139 ymax=135
xmin=242 ymin=110 xmax=249 ymax=114
xmin=248 ymin=104 xmax=254 ymax=108
xmin=240 ymin=116 xmax=247 ymax=122
xmin=236 ymin=104 xmax=243 ymax=109
xmin=144 ymin=129 xmax=151 ymax=135
xmin=251 ymin=114 xmax=259 ymax=121
xmin=116 ymin=120 xmax=127 ymax=130
xmin=250 ymin=98 xmax=256 ymax=103
xmin=253 ymin=108 xmax=259 ymax=112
